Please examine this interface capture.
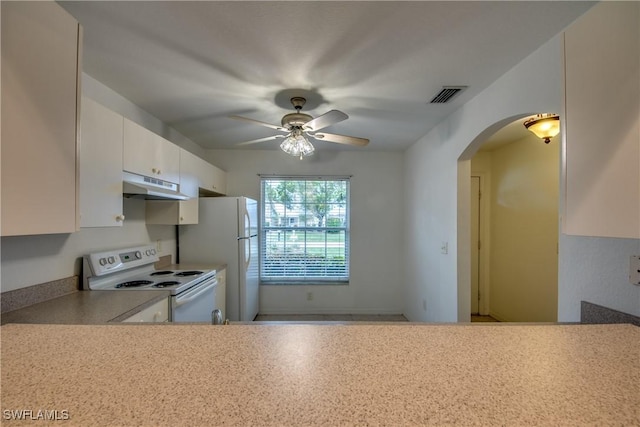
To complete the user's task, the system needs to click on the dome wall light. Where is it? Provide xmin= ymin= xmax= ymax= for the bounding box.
xmin=523 ymin=113 xmax=560 ymax=144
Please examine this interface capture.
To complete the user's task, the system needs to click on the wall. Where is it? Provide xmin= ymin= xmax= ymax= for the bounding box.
xmin=205 ymin=149 xmax=404 ymax=315
xmin=403 ymin=33 xmax=566 ymax=323
xmin=404 ymin=3 xmax=639 ymax=323
xmin=1 ymin=199 xmax=174 ymax=292
xmin=0 ymin=74 xmax=180 ymax=292
xmin=471 ymin=135 xmax=559 ymax=322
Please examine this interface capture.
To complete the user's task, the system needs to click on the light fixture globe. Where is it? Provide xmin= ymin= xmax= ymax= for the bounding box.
xmin=523 ymin=113 xmax=560 ymax=144
xmin=280 ymin=129 xmax=314 ymax=160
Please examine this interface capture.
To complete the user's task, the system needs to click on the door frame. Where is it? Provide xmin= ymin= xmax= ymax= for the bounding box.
xmin=471 ymin=172 xmax=491 ymax=316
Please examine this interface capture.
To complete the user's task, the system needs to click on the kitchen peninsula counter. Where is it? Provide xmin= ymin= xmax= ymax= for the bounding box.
xmin=1 ymin=323 xmax=638 ymax=426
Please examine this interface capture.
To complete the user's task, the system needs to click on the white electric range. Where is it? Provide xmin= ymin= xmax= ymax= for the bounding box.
xmin=83 ymin=244 xmax=222 ymax=322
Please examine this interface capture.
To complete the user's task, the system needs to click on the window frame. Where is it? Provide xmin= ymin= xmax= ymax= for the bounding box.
xmin=259 ymin=176 xmax=351 ymax=285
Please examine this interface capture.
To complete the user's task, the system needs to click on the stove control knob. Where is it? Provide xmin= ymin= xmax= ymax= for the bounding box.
xmin=145 ymin=249 xmax=152 ymax=256
xmin=107 ymin=256 xmax=116 ymax=264
xmin=151 ymin=249 xmax=157 ymax=255
xmin=135 ymin=251 xmax=142 ymax=259
xmin=99 ymin=258 xmax=107 ymax=266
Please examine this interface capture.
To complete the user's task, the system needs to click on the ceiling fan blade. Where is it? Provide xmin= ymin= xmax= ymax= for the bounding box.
xmin=229 ymin=115 xmax=287 ymax=132
xmin=236 ymin=134 xmax=286 ymax=146
xmin=313 ymin=132 xmax=369 ymax=147
xmin=303 ymin=110 xmax=348 ymax=131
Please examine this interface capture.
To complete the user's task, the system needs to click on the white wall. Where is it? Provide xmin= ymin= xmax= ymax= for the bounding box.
xmin=1 ymin=75 xmax=179 ymax=292
xmin=404 ymin=35 xmax=566 ymax=322
xmin=1 ymin=199 xmax=174 ymax=292
xmin=205 ymin=149 xmax=404 ymax=315
xmin=472 ymin=135 xmax=559 ymax=322
xmin=404 ymin=4 xmax=640 ymax=323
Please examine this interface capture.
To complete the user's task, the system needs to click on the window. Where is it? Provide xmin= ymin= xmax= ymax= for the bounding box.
xmin=260 ymin=177 xmax=350 ymax=283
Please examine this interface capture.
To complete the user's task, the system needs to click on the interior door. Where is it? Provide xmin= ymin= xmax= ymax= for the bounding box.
xmin=471 ymin=176 xmax=481 ymax=314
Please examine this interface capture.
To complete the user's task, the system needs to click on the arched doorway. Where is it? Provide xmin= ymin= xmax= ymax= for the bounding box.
xmin=458 ymin=115 xmax=559 ymax=322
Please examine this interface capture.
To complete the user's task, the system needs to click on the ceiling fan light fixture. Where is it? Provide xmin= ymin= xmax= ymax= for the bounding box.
xmin=280 ymin=129 xmax=315 ymax=159
xmin=523 ymin=113 xmax=560 ymax=144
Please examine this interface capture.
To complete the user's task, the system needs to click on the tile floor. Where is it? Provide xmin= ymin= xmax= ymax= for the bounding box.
xmin=253 ymin=314 xmax=499 ymax=323
xmin=254 ymin=314 xmax=408 ymax=322
xmin=471 ymin=314 xmax=499 ymax=322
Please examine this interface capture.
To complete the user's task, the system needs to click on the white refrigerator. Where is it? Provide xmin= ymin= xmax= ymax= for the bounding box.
xmin=179 ymin=197 xmax=259 ymax=322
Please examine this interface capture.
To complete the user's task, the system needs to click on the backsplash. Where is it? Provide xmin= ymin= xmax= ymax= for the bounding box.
xmin=1 ymin=276 xmax=78 ymax=314
xmin=581 ymin=301 xmax=640 ymax=326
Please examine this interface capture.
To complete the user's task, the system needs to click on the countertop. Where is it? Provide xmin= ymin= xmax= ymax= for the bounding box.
xmin=0 ymin=291 xmax=169 ymax=325
xmin=1 ymin=323 xmax=638 ymax=426
xmin=0 ymin=263 xmax=226 ymax=326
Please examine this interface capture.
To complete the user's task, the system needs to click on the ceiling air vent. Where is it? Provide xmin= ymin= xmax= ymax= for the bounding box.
xmin=429 ymin=86 xmax=467 ymax=104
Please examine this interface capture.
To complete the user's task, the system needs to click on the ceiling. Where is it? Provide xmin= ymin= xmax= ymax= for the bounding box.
xmin=59 ymin=1 xmax=594 ymax=153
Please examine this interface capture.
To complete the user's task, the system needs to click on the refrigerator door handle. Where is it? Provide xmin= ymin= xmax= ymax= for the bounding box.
xmin=245 ymin=211 xmax=252 ymax=270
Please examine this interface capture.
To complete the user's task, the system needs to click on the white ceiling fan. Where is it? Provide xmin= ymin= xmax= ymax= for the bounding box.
xmin=230 ymin=97 xmax=369 ymax=159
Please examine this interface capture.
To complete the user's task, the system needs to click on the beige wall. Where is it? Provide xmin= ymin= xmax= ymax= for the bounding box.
xmin=472 ymin=133 xmax=559 ymax=322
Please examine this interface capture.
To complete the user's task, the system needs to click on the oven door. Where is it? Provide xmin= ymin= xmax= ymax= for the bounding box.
xmin=171 ymin=278 xmax=219 ymax=322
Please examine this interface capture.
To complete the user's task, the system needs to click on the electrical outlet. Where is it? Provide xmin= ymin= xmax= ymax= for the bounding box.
xmin=307 ymin=291 xmax=314 ymax=301
xmin=630 ymin=256 xmax=640 ymax=285
xmin=156 ymin=239 xmax=162 ymax=253
xmin=440 ymin=241 xmax=448 ymax=255
xmin=422 ymin=299 xmax=427 ymax=311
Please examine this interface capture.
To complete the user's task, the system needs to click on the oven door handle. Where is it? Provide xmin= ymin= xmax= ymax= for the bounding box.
xmin=174 ymin=280 xmax=217 ymax=307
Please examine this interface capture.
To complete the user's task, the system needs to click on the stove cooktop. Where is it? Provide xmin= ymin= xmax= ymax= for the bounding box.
xmin=83 ymin=245 xmax=216 ymax=296
xmin=93 ymin=269 xmax=215 ymax=295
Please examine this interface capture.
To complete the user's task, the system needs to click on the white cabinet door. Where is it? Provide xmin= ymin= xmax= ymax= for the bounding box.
xmin=197 ymin=157 xmax=227 ymax=196
xmin=122 ymin=298 xmax=169 ymax=322
xmin=209 ymin=164 xmax=228 ymax=196
xmin=123 ymin=118 xmax=180 ymax=184
xmin=146 ymin=198 xmax=198 ymax=225
xmin=178 ymin=149 xmax=201 ymax=198
xmin=80 ymin=97 xmax=125 ymax=227
xmin=146 ymin=149 xmax=200 ymax=225
xmin=1 ymin=1 xmax=80 ymax=236
xmin=178 ymin=148 xmax=227 ymax=195
xmin=563 ymin=2 xmax=640 ymax=238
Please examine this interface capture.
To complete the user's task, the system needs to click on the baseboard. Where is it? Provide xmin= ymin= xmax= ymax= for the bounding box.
xmin=259 ymin=309 xmax=405 ymax=316
xmin=488 ymin=310 xmax=508 ymax=322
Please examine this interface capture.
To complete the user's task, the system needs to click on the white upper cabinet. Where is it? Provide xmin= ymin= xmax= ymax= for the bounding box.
xmin=178 ymin=149 xmax=202 ymax=198
xmin=179 ymin=148 xmax=227 ymax=196
xmin=563 ymin=1 xmax=640 ymax=238
xmin=146 ymin=199 xmax=199 ymax=225
xmin=79 ymin=97 xmax=125 ymax=227
xmin=146 ymin=149 xmax=227 ymax=225
xmin=1 ymin=1 xmax=81 ymax=236
xmin=207 ymin=164 xmax=228 ymax=196
xmin=145 ymin=149 xmax=200 ymax=225
xmin=123 ymin=118 xmax=180 ymax=185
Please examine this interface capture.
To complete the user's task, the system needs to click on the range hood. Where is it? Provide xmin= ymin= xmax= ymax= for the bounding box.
xmin=123 ymin=171 xmax=189 ymax=201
